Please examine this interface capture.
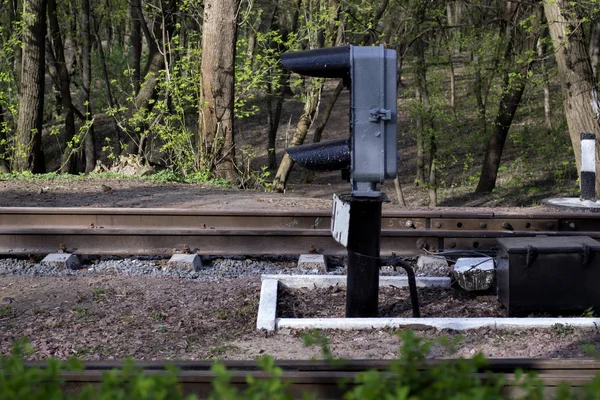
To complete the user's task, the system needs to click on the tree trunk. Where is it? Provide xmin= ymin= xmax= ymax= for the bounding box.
xmin=0 ymin=106 xmax=8 ymax=173
xmin=311 ymin=80 xmax=343 ymax=144
xmin=415 ymin=37 xmax=426 ymax=185
xmin=265 ymin=0 xmax=300 ymax=170
xmin=200 ymin=0 xmax=239 ymax=182
xmin=48 ymin=0 xmax=77 ymax=174
xmin=476 ymin=1 xmax=538 ymax=193
xmin=473 ymin=54 xmax=487 ymax=137
xmin=448 ymin=55 xmax=456 ymax=116
xmin=93 ymin=22 xmax=115 ymax=109
xmin=272 ymin=81 xmax=321 ymax=193
xmin=544 ymin=0 xmax=600 ymax=195
xmin=538 ymin=35 xmax=552 ymax=133
xmin=123 ymin=0 xmax=175 ymax=155
xmin=14 ymin=0 xmax=46 ymax=173
xmin=415 ymin=83 xmax=425 ymax=185
xmin=300 ymin=80 xmax=343 ymax=184
xmin=419 ymin=46 xmax=437 ymax=205
xmin=80 ymin=0 xmax=95 ymax=173
xmin=267 ymin=76 xmax=285 ymax=169
xmin=428 ymin=156 xmax=437 ymax=207
xmin=394 ymin=176 xmax=406 ymax=206
xmin=129 ymin=0 xmax=142 ymax=93
xmin=9 ymin=0 xmax=22 ymax=85
xmin=476 ymin=78 xmax=527 ymax=192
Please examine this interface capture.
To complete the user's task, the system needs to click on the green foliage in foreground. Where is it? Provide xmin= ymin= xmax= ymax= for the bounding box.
xmin=3 ymin=332 xmax=600 ymax=399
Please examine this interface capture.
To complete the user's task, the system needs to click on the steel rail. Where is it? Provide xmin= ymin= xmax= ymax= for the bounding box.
xmin=2 ymin=207 xmax=600 ymax=256
xmin=25 ymin=358 xmax=600 ymax=399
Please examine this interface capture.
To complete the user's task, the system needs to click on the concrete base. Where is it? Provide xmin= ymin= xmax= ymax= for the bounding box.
xmin=261 ymin=274 xmax=450 ymax=289
xmin=542 ymin=197 xmax=600 ymax=212
xmin=297 ymin=254 xmax=327 ymax=273
xmin=167 ymin=254 xmax=203 ymax=272
xmin=41 ymin=253 xmax=81 ymax=270
xmin=256 ymin=274 xmax=451 ymax=331
xmin=453 ymin=258 xmax=495 ymax=291
xmin=256 ymin=279 xmax=278 ymax=331
xmin=255 ymin=274 xmax=600 ymax=332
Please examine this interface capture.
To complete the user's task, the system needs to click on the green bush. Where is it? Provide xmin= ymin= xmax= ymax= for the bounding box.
xmin=1 ymin=332 xmax=599 ymax=399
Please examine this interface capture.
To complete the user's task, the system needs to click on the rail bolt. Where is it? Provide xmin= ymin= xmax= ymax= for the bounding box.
xmin=479 ymin=222 xmax=487 ymax=229
xmin=434 ymin=222 xmax=442 ymax=229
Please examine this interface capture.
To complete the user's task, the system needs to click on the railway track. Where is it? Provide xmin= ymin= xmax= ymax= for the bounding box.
xmin=2 ymin=207 xmax=600 ymax=256
xmin=33 ymin=358 xmax=600 ymax=398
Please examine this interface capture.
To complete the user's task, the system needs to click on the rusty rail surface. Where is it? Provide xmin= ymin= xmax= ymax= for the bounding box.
xmin=30 ymin=358 xmax=600 ymax=398
xmin=2 ymin=207 xmax=600 ymax=256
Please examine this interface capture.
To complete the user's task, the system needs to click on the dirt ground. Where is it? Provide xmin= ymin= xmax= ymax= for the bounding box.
xmin=1 ymin=274 xmax=599 ymax=362
xmin=277 ymin=286 xmax=507 ymax=319
xmin=0 ymin=175 xmax=569 ymax=213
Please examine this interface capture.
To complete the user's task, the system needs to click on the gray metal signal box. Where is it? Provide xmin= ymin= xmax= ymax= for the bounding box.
xmin=350 ymin=46 xmax=397 ymax=197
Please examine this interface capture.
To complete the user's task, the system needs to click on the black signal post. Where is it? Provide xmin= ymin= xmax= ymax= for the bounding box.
xmin=345 ymin=196 xmax=383 ymax=317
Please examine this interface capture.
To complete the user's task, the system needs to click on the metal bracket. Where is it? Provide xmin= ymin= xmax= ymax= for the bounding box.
xmin=369 ymin=108 xmax=391 ymax=122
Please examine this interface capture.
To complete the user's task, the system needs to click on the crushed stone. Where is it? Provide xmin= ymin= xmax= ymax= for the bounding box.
xmin=0 ymin=255 xmax=440 ymax=279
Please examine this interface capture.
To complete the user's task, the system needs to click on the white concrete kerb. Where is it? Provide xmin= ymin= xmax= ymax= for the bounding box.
xmin=276 ymin=317 xmax=600 ymax=331
xmin=256 ymin=274 xmax=600 ymax=332
xmin=256 ymin=279 xmax=278 ymax=331
xmin=262 ymin=274 xmax=451 ymax=289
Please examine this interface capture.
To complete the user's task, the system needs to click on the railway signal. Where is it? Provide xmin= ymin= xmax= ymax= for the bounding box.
xmin=281 ymin=45 xmax=397 ymax=197
xmin=281 ymin=45 xmax=399 ymax=318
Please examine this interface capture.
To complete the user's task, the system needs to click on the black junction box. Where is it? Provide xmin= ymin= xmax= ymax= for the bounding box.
xmin=496 ymin=236 xmax=600 ymax=316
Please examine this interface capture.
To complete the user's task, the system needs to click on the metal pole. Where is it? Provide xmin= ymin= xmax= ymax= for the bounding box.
xmin=581 ymin=132 xmax=596 ymax=201
xmin=346 ymin=197 xmax=383 ymax=317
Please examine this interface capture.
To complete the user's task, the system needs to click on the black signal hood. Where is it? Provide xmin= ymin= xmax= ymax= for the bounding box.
xmin=280 ymin=46 xmax=350 ymax=79
xmin=285 ymin=139 xmax=350 ymax=171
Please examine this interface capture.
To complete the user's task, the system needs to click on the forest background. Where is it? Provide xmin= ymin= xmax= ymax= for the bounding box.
xmin=1 ymin=0 xmax=599 ymax=207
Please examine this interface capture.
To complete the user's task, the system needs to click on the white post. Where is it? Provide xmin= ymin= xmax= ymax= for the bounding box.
xmin=581 ymin=133 xmax=596 ymax=200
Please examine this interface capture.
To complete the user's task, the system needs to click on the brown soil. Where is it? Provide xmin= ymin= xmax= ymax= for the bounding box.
xmin=277 ymin=286 xmax=506 ymax=318
xmin=1 ymin=274 xmax=600 ymax=361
